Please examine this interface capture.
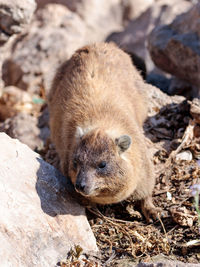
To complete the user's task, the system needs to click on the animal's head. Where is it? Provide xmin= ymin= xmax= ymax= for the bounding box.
xmin=68 ymin=127 xmax=132 ymax=204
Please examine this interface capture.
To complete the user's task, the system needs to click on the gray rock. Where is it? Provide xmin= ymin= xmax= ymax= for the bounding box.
xmin=168 ymin=77 xmax=199 ymax=98
xmin=148 ymin=2 xmax=200 ymax=89
xmin=120 ymin=0 xmax=154 ymax=24
xmin=2 ymin=4 xmax=87 ymax=94
xmin=0 ymin=112 xmax=50 ymax=150
xmin=0 ymin=133 xmax=97 ymax=266
xmin=36 ymin=0 xmax=154 ymax=27
xmin=146 ymin=72 xmax=171 ymax=93
xmin=0 ymin=0 xmax=36 ymax=93
xmin=3 ymin=0 xmax=143 ymax=94
xmin=0 ymin=0 xmax=36 ymax=45
xmin=141 ymin=80 xmax=185 ymax=117
xmin=107 ymin=0 xmax=192 ymax=72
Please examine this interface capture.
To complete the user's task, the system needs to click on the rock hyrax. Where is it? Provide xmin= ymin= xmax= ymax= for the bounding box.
xmin=48 ymin=42 xmax=158 ymax=221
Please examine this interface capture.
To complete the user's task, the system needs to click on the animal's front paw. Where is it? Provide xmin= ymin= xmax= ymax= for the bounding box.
xmin=141 ymin=196 xmax=162 ymax=223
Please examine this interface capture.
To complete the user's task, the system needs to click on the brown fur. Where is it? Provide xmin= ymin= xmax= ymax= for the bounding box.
xmin=48 ymin=42 xmax=158 ymax=221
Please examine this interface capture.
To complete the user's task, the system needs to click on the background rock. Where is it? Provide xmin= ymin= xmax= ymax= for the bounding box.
xmin=146 ymin=72 xmax=171 ymax=94
xmin=0 ymin=85 xmax=33 ymax=121
xmin=148 ymin=2 xmax=200 ymax=95
xmin=0 ymin=133 xmax=97 ymax=266
xmin=60 ymin=0 xmax=123 ymax=42
xmin=120 ymin=0 xmax=154 ymax=25
xmin=2 ymin=4 xmax=87 ymax=94
xmin=0 ymin=0 xmax=36 ymax=93
xmin=36 ymin=0 xmax=123 ymax=42
xmin=168 ymin=78 xmax=198 ymax=99
xmin=2 ymin=0 xmax=193 ymax=95
xmin=0 ymin=112 xmax=50 ymax=150
xmin=0 ymin=0 xmax=36 ymax=45
xmin=140 ymin=80 xmax=185 ymax=116
xmin=36 ymin=0 xmax=154 ymax=27
xmin=107 ymin=0 xmax=192 ymax=72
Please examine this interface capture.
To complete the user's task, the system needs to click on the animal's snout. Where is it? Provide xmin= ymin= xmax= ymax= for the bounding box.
xmin=75 ymin=179 xmax=86 ymax=193
xmin=75 ymin=170 xmax=87 ymax=194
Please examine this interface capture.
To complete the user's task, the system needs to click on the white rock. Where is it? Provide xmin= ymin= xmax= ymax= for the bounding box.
xmin=0 ymin=133 xmax=97 ymax=267
xmin=176 ymin=150 xmax=193 ymax=161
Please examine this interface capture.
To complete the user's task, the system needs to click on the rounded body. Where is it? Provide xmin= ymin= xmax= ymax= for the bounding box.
xmin=48 ymin=42 xmax=155 ymax=211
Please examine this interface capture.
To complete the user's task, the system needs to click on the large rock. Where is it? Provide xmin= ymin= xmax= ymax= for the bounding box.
xmin=0 ymin=133 xmax=97 ymax=266
xmin=148 ymin=2 xmax=200 ymax=89
xmin=36 ymin=0 xmax=154 ymax=27
xmin=137 ymin=78 xmax=185 ymax=116
xmin=120 ymin=0 xmax=154 ymax=24
xmin=60 ymin=0 xmax=122 ymax=42
xmin=3 ymin=0 xmax=187 ymax=94
xmin=0 ymin=0 xmax=36 ymax=91
xmin=0 ymin=0 xmax=36 ymax=45
xmin=36 ymin=0 xmax=122 ymax=33
xmin=66 ymin=0 xmax=122 ymax=42
xmin=0 ymin=112 xmax=50 ymax=150
xmin=107 ymin=0 xmax=192 ymax=72
xmin=2 ymin=4 xmax=87 ymax=94
xmin=168 ymin=77 xmax=199 ymax=98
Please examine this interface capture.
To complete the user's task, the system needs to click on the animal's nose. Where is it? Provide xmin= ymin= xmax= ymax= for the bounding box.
xmin=75 ymin=180 xmax=86 ymax=193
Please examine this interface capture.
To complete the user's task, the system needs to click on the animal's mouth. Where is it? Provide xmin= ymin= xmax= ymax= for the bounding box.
xmin=75 ymin=186 xmax=101 ymax=197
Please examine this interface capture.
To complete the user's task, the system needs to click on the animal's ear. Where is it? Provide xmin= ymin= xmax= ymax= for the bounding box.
xmin=75 ymin=126 xmax=84 ymax=139
xmin=75 ymin=126 xmax=91 ymax=139
xmin=115 ymin=135 xmax=132 ymax=153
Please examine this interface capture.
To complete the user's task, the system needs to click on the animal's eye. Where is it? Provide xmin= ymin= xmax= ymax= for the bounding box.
xmin=98 ymin=161 xmax=107 ymax=169
xmin=73 ymin=159 xmax=78 ymax=169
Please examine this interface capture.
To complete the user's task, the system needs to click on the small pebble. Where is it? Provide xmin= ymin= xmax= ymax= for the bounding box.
xmin=176 ymin=150 xmax=193 ymax=161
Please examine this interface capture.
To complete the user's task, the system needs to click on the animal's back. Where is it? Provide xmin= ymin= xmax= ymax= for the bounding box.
xmin=48 ymin=42 xmax=147 ymax=134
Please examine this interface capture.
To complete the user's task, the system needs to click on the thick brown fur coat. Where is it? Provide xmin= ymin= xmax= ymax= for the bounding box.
xmin=48 ymin=42 xmax=157 ymax=220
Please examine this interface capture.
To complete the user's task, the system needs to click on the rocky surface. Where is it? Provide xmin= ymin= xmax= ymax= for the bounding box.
xmin=0 ymin=0 xmax=36 ymax=90
xmin=168 ymin=78 xmax=198 ymax=99
xmin=2 ymin=4 xmax=88 ymax=94
xmin=0 ymin=112 xmax=50 ymax=150
xmin=36 ymin=0 xmax=154 ymax=26
xmin=148 ymin=2 xmax=200 ymax=96
xmin=107 ymin=0 xmax=192 ymax=72
xmin=36 ymin=0 xmax=122 ymax=36
xmin=0 ymin=133 xmax=97 ymax=266
xmin=143 ymin=81 xmax=185 ymax=116
xmin=0 ymin=85 xmax=33 ymax=120
xmin=59 ymin=0 xmax=123 ymax=42
xmin=0 ymin=0 xmax=36 ymax=45
xmin=2 ymin=0 xmax=194 ymax=95
xmin=1 ymin=0 xmax=158 ymax=94
xmin=120 ymin=0 xmax=154 ymax=24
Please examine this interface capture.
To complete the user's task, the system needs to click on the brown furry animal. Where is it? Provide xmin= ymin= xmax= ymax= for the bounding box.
xmin=48 ymin=42 xmax=158 ymax=221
